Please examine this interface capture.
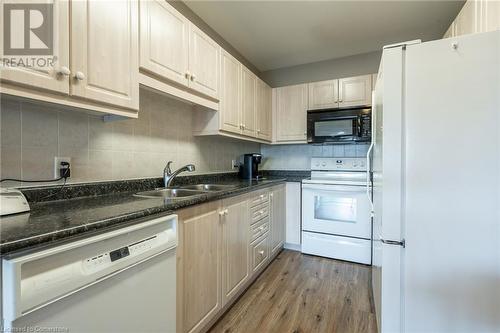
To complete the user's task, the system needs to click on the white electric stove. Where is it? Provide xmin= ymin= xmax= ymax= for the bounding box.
xmin=301 ymin=157 xmax=372 ymax=264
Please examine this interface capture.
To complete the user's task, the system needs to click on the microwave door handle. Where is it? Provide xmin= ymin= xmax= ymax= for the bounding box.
xmin=328 ymin=134 xmax=352 ymax=140
xmin=357 ymin=117 xmax=362 ymax=137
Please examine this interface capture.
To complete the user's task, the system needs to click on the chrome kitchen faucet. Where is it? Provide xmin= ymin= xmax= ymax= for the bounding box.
xmin=164 ymin=161 xmax=195 ymax=188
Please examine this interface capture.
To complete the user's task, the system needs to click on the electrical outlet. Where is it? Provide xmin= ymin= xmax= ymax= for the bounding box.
xmin=231 ymin=160 xmax=238 ymax=170
xmin=54 ymin=156 xmax=71 ymax=179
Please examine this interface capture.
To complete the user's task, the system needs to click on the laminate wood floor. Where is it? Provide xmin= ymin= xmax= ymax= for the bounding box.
xmin=208 ymin=250 xmax=377 ymax=333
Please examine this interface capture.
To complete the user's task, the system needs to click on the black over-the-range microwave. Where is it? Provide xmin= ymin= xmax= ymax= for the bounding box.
xmin=307 ymin=107 xmax=372 ymax=144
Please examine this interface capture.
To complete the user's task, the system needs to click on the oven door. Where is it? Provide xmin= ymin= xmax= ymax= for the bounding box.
xmin=302 ymin=183 xmax=371 ymax=239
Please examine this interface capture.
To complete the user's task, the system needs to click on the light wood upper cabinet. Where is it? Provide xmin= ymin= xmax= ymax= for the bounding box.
xmin=270 ymin=185 xmax=286 ymax=256
xmin=195 ymin=53 xmax=273 ymax=143
xmin=454 ymin=0 xmax=481 ymax=36
xmin=256 ymin=80 xmax=272 ymax=141
xmin=188 ymin=23 xmax=219 ymax=99
xmin=219 ymin=49 xmax=242 ymax=134
xmin=71 ymin=0 xmax=139 ymax=110
xmin=372 ymin=74 xmax=378 ymax=92
xmin=308 ymin=79 xmax=338 ymax=110
xmin=139 ymin=0 xmax=189 ymax=86
xmin=241 ymin=67 xmax=257 ymax=137
xmin=443 ymin=22 xmax=455 ymax=38
xmin=274 ymin=84 xmax=308 ymax=142
xmin=0 ymin=1 xmax=70 ymax=95
xmin=221 ymin=196 xmax=250 ymax=305
xmin=177 ymin=202 xmax=222 ymax=333
xmin=338 ymin=74 xmax=372 ymax=108
xmin=483 ymin=0 xmax=500 ymax=31
xmin=139 ymin=2 xmax=219 ymax=101
xmin=443 ymin=0 xmax=500 ymax=38
xmin=308 ymin=76 xmax=372 ymax=111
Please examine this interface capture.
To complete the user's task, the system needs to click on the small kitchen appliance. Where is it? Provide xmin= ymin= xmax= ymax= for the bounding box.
xmin=0 ymin=188 xmax=30 ymax=216
xmin=301 ymin=157 xmax=371 ymax=264
xmin=239 ymin=153 xmax=262 ymax=180
xmin=307 ymin=107 xmax=371 ymax=144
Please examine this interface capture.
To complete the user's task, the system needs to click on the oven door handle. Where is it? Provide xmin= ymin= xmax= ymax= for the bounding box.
xmin=302 ymin=184 xmax=367 ymax=192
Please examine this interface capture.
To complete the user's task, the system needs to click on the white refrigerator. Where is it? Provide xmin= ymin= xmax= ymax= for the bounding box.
xmin=369 ymin=30 xmax=500 ymax=333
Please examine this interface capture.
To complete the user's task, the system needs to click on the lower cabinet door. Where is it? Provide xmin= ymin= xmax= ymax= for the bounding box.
xmin=177 ymin=202 xmax=222 ymax=333
xmin=252 ymin=234 xmax=270 ymax=273
xmin=221 ymin=196 xmax=250 ymax=305
xmin=271 ymin=185 xmax=286 ymax=255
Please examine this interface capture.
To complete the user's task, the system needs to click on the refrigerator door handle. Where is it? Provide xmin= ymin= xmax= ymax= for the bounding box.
xmin=366 ymin=90 xmax=376 ymax=216
xmin=380 ymin=238 xmax=406 ymax=248
xmin=366 ymin=141 xmax=374 ymax=215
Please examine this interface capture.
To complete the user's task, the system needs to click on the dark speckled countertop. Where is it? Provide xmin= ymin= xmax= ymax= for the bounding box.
xmin=0 ymin=177 xmax=288 ymax=256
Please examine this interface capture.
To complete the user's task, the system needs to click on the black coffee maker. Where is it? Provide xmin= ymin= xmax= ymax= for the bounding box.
xmin=239 ymin=153 xmax=262 ymax=180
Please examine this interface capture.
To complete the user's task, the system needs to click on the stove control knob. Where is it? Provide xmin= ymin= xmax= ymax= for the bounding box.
xmin=321 ymin=162 xmax=327 ymax=167
xmin=353 ymin=162 xmax=358 ymax=167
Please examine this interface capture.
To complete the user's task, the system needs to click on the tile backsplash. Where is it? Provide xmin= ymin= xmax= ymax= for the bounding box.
xmin=0 ymin=89 xmax=259 ymax=187
xmin=260 ymin=143 xmax=369 ymax=170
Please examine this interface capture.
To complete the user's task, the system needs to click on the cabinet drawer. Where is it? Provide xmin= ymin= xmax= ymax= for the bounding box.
xmin=250 ymin=217 xmax=269 ymax=243
xmin=252 ymin=235 xmax=269 ymax=272
xmin=250 ymin=191 xmax=269 ymax=207
xmin=250 ymin=202 xmax=269 ymax=225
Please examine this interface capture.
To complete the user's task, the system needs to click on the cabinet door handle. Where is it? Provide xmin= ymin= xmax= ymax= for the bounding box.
xmin=260 ymin=194 xmax=264 ymax=199
xmin=258 ymin=250 xmax=265 ymax=256
xmin=185 ymin=71 xmax=191 ymax=79
xmin=190 ymin=73 xmax=196 ymax=81
xmin=74 ymin=71 xmax=85 ymax=81
xmin=57 ymin=66 xmax=71 ymax=76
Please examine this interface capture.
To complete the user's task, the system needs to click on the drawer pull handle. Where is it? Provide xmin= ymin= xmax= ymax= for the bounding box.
xmin=260 ymin=194 xmax=264 ymax=199
xmin=258 ymin=250 xmax=265 ymax=256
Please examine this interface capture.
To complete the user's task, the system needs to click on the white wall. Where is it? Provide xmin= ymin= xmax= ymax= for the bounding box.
xmin=0 ymin=89 xmax=259 ymax=187
xmin=260 ymin=144 xmax=369 ymax=170
xmin=261 ymin=50 xmax=381 ymax=87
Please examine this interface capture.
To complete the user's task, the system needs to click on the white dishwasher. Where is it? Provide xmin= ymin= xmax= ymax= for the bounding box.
xmin=2 ymin=214 xmax=177 ymax=333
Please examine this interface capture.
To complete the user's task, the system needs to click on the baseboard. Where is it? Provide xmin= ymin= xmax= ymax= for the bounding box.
xmin=284 ymin=242 xmax=301 ymax=252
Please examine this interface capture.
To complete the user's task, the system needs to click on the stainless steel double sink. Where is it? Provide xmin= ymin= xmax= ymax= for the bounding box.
xmin=134 ymin=184 xmax=237 ymax=199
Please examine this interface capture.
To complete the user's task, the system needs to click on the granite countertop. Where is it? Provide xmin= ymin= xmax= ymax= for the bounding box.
xmin=0 ymin=178 xmax=286 ymax=256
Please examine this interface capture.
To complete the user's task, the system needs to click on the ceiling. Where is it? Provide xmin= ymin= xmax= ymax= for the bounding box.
xmin=184 ymin=0 xmax=465 ymax=72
